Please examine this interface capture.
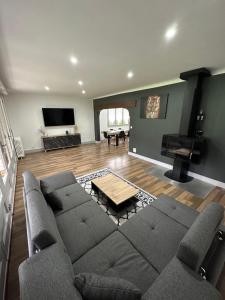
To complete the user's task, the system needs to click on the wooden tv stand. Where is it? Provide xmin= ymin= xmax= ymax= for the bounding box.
xmin=42 ymin=134 xmax=81 ymax=151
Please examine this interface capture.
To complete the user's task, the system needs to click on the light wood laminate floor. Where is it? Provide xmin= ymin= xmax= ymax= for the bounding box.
xmin=5 ymin=142 xmax=225 ymax=300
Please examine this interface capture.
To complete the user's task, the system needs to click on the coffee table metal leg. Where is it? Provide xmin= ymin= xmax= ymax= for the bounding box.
xmin=91 ymin=182 xmax=98 ymax=193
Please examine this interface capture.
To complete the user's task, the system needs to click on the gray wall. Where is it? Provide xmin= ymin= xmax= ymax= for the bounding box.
xmin=190 ymin=74 xmax=225 ymax=182
xmin=94 ymin=73 xmax=225 ymax=183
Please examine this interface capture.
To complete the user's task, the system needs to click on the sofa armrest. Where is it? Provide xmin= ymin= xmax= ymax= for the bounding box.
xmin=19 ymin=244 xmax=82 ymax=300
xmin=142 ymin=257 xmax=222 ymax=300
xmin=177 ymin=203 xmax=224 ymax=272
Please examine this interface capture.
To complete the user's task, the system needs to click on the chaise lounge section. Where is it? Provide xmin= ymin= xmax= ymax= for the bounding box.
xmin=19 ymin=170 xmax=225 ymax=299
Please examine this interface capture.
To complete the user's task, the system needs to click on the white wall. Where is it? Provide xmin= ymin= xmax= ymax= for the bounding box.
xmin=5 ymin=92 xmax=95 ymax=151
xmin=99 ymin=109 xmax=129 ymax=140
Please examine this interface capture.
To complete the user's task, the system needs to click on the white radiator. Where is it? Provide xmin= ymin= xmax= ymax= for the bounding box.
xmin=14 ymin=137 xmax=25 ymax=158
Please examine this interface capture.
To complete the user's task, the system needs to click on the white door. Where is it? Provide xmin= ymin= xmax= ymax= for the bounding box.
xmin=0 ymin=95 xmax=17 ymax=298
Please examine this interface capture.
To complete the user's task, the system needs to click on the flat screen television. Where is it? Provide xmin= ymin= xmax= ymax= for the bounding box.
xmin=42 ymin=108 xmax=75 ymax=126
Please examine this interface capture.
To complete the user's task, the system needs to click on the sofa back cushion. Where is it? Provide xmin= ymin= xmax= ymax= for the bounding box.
xmin=74 ymin=273 xmax=142 ymax=300
xmin=26 ymin=189 xmax=64 ymax=251
xmin=176 ymin=203 xmax=224 ymax=271
xmin=40 ymin=171 xmax=77 ymax=195
xmin=23 ymin=171 xmax=41 ymax=194
xmin=44 ymin=190 xmax=64 ymax=210
xmin=40 ymin=171 xmax=77 ymax=210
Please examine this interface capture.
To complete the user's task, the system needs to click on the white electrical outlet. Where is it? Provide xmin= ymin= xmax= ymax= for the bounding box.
xmin=133 ymin=148 xmax=136 ymax=153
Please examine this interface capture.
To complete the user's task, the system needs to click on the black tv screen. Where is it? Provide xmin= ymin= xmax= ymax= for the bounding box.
xmin=42 ymin=108 xmax=75 ymax=126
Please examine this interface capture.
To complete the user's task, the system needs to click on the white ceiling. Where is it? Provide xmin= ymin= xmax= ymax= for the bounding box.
xmin=0 ymin=0 xmax=225 ymax=99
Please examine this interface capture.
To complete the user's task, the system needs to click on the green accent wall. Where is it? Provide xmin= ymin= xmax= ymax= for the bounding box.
xmin=94 ymin=73 xmax=225 ymax=183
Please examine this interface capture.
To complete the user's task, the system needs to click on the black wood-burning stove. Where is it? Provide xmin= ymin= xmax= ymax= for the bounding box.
xmin=161 ymin=68 xmax=210 ymax=183
xmin=161 ymin=134 xmax=206 ymax=182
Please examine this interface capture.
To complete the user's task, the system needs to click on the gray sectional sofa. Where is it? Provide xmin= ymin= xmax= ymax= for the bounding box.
xmin=19 ymin=170 xmax=225 ymax=300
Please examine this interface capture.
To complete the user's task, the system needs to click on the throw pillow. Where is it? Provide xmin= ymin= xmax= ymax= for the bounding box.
xmin=46 ymin=190 xmax=63 ymax=210
xmin=74 ymin=273 xmax=142 ymax=300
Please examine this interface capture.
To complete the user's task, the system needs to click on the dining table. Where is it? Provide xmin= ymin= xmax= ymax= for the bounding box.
xmin=103 ymin=130 xmax=128 ymax=146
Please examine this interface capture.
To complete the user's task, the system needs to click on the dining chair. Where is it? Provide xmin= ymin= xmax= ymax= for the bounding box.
xmin=118 ymin=130 xmax=126 ymax=143
xmin=103 ymin=131 xmax=108 ymax=139
xmin=103 ymin=131 xmax=111 ymax=145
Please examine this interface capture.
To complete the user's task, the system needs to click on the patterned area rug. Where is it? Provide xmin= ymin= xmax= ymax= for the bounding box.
xmin=77 ymin=168 xmax=156 ymax=226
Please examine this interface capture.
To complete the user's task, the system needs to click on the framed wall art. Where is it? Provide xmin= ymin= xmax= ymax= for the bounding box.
xmin=140 ymin=94 xmax=168 ymax=119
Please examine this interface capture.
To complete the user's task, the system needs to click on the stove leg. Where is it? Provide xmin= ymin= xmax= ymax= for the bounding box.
xmin=164 ymin=157 xmax=193 ymax=183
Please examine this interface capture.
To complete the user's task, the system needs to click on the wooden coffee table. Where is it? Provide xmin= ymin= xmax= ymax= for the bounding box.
xmin=91 ymin=173 xmax=139 ymax=206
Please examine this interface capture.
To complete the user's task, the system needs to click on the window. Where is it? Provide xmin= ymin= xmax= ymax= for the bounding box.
xmin=0 ymin=99 xmax=10 ymax=180
xmin=0 ymin=149 xmax=7 ymax=179
xmin=107 ymin=108 xmax=130 ymax=126
xmin=0 ymin=99 xmax=13 ymax=162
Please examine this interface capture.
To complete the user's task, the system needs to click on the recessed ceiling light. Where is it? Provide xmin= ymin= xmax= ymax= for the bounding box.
xmin=127 ymin=71 xmax=134 ymax=79
xmin=165 ymin=24 xmax=177 ymax=40
xmin=78 ymin=80 xmax=83 ymax=86
xmin=82 ymin=90 xmax=86 ymax=94
xmin=70 ymin=56 xmax=78 ymax=65
xmin=45 ymin=86 xmax=50 ymax=91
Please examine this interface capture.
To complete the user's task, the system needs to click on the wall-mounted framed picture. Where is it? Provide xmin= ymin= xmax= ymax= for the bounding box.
xmin=140 ymin=94 xmax=168 ymax=119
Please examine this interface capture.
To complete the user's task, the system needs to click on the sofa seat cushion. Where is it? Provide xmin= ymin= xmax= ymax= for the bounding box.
xmin=56 ymin=201 xmax=117 ymax=262
xmin=74 ymin=273 xmax=142 ymax=300
xmin=19 ymin=244 xmax=82 ymax=300
xmin=119 ymin=205 xmax=187 ymax=272
xmin=53 ymin=183 xmax=92 ymax=216
xmin=73 ymin=231 xmax=159 ymax=294
xmin=151 ymin=195 xmax=198 ymax=228
xmin=142 ymin=257 xmax=221 ymax=300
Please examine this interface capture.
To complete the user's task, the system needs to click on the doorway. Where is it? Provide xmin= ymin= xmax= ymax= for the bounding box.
xmin=99 ymin=108 xmax=130 ymax=146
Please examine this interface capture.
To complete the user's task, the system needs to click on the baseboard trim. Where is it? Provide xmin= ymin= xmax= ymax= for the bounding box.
xmin=25 ymin=148 xmax=44 ymax=154
xmin=187 ymin=171 xmax=225 ymax=188
xmin=82 ymin=141 xmax=96 ymax=144
xmin=25 ymin=141 xmax=96 ymax=154
xmin=128 ymin=151 xmax=225 ymax=189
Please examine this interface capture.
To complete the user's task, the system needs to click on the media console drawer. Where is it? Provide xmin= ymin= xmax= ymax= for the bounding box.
xmin=42 ymin=134 xmax=81 ymax=151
